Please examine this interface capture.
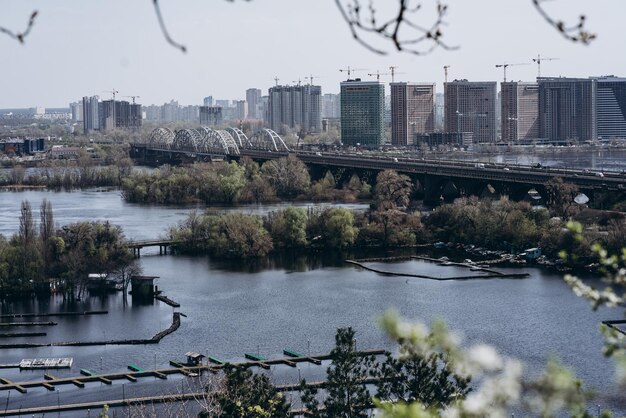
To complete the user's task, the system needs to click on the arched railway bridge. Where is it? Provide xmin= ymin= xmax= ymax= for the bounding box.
xmin=131 ymin=128 xmax=626 ymax=206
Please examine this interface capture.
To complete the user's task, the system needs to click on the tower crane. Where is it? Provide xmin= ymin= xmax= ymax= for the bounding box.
xmin=388 ymin=66 xmax=400 ymax=83
xmin=339 ymin=66 xmax=368 ymax=79
xmin=274 ymin=76 xmax=280 ymax=86
xmin=532 ymin=55 xmax=559 ymax=78
xmin=494 ymin=62 xmax=530 ymax=82
xmin=305 ymin=75 xmax=323 ymax=85
xmin=443 ymin=65 xmax=451 ymax=83
xmin=123 ymin=95 xmax=141 ymax=105
xmin=103 ymin=89 xmax=119 ymax=101
xmin=367 ymin=70 xmax=406 ymax=82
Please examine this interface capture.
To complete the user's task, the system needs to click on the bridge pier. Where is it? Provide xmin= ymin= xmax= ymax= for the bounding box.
xmin=423 ymin=176 xmax=445 ymax=206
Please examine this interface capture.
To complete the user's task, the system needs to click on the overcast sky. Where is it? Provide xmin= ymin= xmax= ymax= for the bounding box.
xmin=1 ymin=0 xmax=624 ymax=108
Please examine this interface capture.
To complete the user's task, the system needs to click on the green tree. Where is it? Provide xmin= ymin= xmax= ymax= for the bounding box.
xmin=203 ymin=365 xmax=290 ymax=418
xmin=374 ymin=346 xmax=470 ymax=409
xmin=269 ymin=207 xmax=308 ymax=249
xmin=302 ymin=328 xmax=376 ymax=418
xmin=323 ymin=208 xmax=358 ymax=249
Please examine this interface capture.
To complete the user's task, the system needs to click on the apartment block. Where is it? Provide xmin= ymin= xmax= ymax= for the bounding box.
xmin=444 ymin=80 xmax=497 ymax=143
xmin=390 ymin=82 xmax=435 ymax=146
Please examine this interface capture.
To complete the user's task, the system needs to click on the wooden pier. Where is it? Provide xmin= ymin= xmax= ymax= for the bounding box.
xmin=0 ymin=349 xmax=385 ymax=395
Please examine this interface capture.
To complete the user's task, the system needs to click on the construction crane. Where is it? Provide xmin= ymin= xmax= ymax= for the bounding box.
xmin=367 ymin=70 xmax=406 ymax=82
xmin=103 ymin=89 xmax=119 ymax=101
xmin=274 ymin=76 xmax=280 ymax=86
xmin=388 ymin=66 xmax=400 ymax=83
xmin=292 ymin=79 xmax=303 ymax=86
xmin=443 ymin=65 xmax=451 ymax=83
xmin=305 ymin=75 xmax=322 ymax=85
xmin=339 ymin=66 xmax=367 ymax=79
xmin=532 ymin=55 xmax=559 ymax=78
xmin=123 ymin=95 xmax=140 ymax=105
xmin=494 ymin=62 xmax=530 ymax=82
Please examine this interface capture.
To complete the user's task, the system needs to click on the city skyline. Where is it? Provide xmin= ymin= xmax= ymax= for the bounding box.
xmin=1 ymin=0 xmax=625 ymax=108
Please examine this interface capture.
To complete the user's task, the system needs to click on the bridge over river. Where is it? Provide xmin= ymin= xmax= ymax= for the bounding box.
xmin=131 ymin=127 xmax=626 ymax=206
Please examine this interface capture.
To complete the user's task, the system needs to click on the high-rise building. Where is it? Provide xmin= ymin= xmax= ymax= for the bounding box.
xmin=340 ymin=79 xmax=385 ymax=146
xmin=199 ymin=106 xmax=223 ymax=126
xmin=216 ymin=100 xmax=231 ymax=109
xmin=260 ymin=96 xmax=269 ymax=125
xmin=203 ymin=96 xmax=214 ymax=107
xmin=390 ymin=82 xmax=435 ymax=146
xmin=70 ymin=102 xmax=82 ymax=122
xmin=99 ymin=100 xmax=116 ymax=131
xmin=236 ymin=100 xmax=248 ymax=120
xmin=82 ymin=96 xmax=100 ymax=133
xmin=98 ymin=100 xmax=142 ymax=131
xmin=444 ymin=80 xmax=497 ymax=143
xmin=113 ymin=101 xmax=142 ymax=129
xmin=246 ymin=89 xmax=262 ymax=119
xmin=268 ymin=84 xmax=322 ymax=134
xmin=322 ymin=93 xmax=341 ymax=119
xmin=595 ymin=76 xmax=626 ymax=140
xmin=435 ymin=93 xmax=444 ymax=131
xmin=501 ymin=82 xmax=539 ymax=142
xmin=538 ymin=77 xmax=596 ymax=142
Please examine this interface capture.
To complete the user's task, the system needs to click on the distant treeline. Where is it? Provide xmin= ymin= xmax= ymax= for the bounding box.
xmin=169 ymin=193 xmax=626 ymax=265
xmin=121 ymin=156 xmax=372 ymax=205
xmin=0 ymin=144 xmax=134 ymax=189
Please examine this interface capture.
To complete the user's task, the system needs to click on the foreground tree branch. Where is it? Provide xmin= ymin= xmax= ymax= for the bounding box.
xmin=152 ymin=0 xmax=187 ymax=53
xmin=0 ymin=10 xmax=37 ymax=44
xmin=0 ymin=1 xmax=597 ymax=54
xmin=532 ymin=0 xmax=596 ymax=44
xmin=334 ymin=0 xmax=456 ymax=55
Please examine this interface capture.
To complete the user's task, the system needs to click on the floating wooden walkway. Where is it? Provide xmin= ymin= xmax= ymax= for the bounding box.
xmin=0 ymin=312 xmax=181 ymax=349
xmin=155 ymin=294 xmax=180 ymax=307
xmin=0 ymin=310 xmax=107 ymax=319
xmin=346 ymin=256 xmax=529 ymax=281
xmin=0 ymin=332 xmax=46 ymax=338
xmin=603 ymin=319 xmax=626 ymax=336
xmin=0 ymin=321 xmax=57 ymax=327
xmin=0 ymin=349 xmax=385 ymax=395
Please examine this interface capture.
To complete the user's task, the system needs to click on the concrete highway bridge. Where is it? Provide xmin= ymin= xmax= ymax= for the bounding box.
xmin=131 ymin=127 xmax=626 ymax=206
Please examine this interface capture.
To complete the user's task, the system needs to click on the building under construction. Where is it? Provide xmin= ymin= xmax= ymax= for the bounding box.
xmin=390 ymin=82 xmax=435 ymax=146
xmin=537 ymin=77 xmax=596 ymax=142
xmin=501 ymin=82 xmax=539 ymax=143
xmin=268 ymin=84 xmax=322 ymax=135
xmin=444 ymin=80 xmax=497 ymax=143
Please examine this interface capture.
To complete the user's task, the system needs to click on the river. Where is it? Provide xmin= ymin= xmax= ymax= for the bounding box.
xmin=0 ymin=189 xmax=623 ymax=416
